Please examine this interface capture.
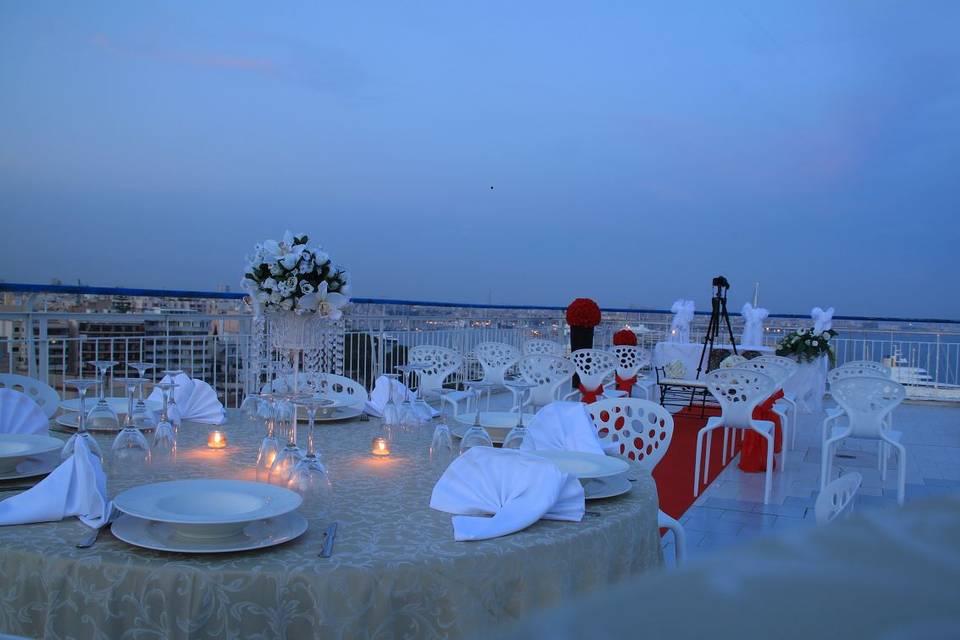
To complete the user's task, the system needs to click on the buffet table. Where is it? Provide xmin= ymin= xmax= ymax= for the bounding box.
xmin=0 ymin=411 xmax=662 ymax=639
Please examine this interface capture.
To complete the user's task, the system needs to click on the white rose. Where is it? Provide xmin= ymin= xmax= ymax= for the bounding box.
xmin=280 ymin=253 xmax=299 ymax=270
xmin=300 ymin=281 xmax=315 ymax=294
xmin=262 ymin=239 xmax=280 ymax=257
xmin=262 ymin=277 xmax=277 ymax=290
xmin=812 ymin=340 xmax=819 ymax=346
xmin=285 ymin=276 xmax=298 ymax=289
xmin=270 ymin=263 xmax=284 ymax=276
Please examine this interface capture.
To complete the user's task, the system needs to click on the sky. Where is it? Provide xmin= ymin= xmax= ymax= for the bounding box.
xmin=1 ymin=1 xmax=958 ymax=318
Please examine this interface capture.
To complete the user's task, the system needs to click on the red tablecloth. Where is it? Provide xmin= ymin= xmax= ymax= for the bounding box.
xmin=738 ymin=389 xmax=783 ymax=472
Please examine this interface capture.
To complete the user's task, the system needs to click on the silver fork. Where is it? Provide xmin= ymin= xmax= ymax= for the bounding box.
xmin=76 ymin=505 xmax=120 ymax=549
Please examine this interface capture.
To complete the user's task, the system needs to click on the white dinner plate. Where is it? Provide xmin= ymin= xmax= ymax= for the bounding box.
xmin=60 ymin=397 xmax=161 ymax=414
xmin=296 ymin=405 xmax=364 ymax=423
xmin=114 ymin=479 xmax=303 ymax=539
xmin=582 ymin=474 xmax=632 ymax=500
xmin=528 ymin=450 xmax=630 ymax=479
xmin=0 ymin=435 xmax=64 ymax=474
xmin=111 ymin=511 xmax=308 ymax=554
xmin=0 ymin=453 xmax=60 ymax=481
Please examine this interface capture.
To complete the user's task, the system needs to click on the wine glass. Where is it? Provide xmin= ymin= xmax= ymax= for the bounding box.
xmin=395 ymin=365 xmax=420 ymax=435
xmin=429 ymin=391 xmax=455 ymax=473
xmin=127 ymin=362 xmax=157 ymax=430
xmin=151 ymin=381 xmax=177 ymax=465
xmin=60 ymin=379 xmax=102 ymax=462
xmin=289 ymin=397 xmax=335 ymax=516
xmin=110 ymin=378 xmax=151 ymax=472
xmin=161 ymin=369 xmax=184 ymax=431
xmin=459 ymin=381 xmax=496 ymax=454
xmin=268 ymin=394 xmax=304 ymax=486
xmin=405 ymin=362 xmax=434 ymax=423
xmin=255 ymin=394 xmax=281 ymax=482
xmin=381 ymin=373 xmax=401 ymax=442
xmin=86 ymin=360 xmax=119 ymax=431
xmin=503 ymin=378 xmax=537 ymax=449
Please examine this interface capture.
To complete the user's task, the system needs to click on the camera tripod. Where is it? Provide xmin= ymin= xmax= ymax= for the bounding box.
xmin=695 ymin=276 xmax=738 ymax=380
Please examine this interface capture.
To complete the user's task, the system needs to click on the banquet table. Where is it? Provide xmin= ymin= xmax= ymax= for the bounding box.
xmin=0 ymin=410 xmax=663 ymax=639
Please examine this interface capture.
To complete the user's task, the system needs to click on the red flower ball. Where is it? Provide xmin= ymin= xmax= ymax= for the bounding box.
xmin=613 ymin=328 xmax=637 ymax=345
xmin=566 ymin=298 xmax=601 ymax=328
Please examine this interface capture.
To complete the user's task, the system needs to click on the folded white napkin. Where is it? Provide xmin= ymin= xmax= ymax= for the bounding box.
xmin=0 ymin=437 xmax=109 ymax=528
xmin=0 ymin=388 xmax=50 ymax=435
xmin=520 ymin=401 xmax=607 ymax=456
xmin=430 ymin=447 xmax=584 ymax=541
xmin=364 ymin=375 xmax=439 ymax=417
xmin=147 ymin=373 xmax=225 ymax=425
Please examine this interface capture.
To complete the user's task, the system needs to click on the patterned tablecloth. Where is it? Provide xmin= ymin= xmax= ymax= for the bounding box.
xmin=0 ymin=411 xmax=662 ymax=639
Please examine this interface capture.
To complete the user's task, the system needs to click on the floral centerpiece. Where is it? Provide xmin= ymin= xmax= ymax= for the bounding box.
xmin=613 ymin=328 xmax=638 ymax=346
xmin=776 ymin=327 xmax=837 ymax=365
xmin=566 ymin=298 xmax=601 ymax=390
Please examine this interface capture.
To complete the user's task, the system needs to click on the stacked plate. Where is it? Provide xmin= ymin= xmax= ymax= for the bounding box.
xmin=452 ymin=412 xmax=536 ymax=444
xmin=528 ymin=450 xmax=632 ymax=500
xmin=0 ymin=434 xmax=62 ymax=481
xmin=111 ymin=479 xmax=307 ymax=553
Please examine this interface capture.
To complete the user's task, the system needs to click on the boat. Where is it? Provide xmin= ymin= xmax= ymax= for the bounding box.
xmin=882 ymin=347 xmax=960 ymax=401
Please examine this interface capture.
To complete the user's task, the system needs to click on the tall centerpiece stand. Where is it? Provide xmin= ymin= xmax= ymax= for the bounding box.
xmin=566 ymin=298 xmax=601 ymax=389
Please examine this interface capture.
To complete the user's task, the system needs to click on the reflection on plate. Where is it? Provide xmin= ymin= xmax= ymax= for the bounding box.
xmin=60 ymin=397 xmax=161 ymax=414
xmin=0 ymin=435 xmax=64 ymax=473
xmin=582 ymin=474 xmax=632 ymax=500
xmin=111 ymin=512 xmax=308 ymax=554
xmin=295 ymin=405 xmax=364 ymax=423
xmin=54 ymin=413 xmax=155 ymax=432
xmin=0 ymin=453 xmax=59 ymax=481
xmin=528 ymin=450 xmax=630 ymax=479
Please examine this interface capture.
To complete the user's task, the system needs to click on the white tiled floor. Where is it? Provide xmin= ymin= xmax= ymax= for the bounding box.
xmin=662 ymin=401 xmax=960 ymax=566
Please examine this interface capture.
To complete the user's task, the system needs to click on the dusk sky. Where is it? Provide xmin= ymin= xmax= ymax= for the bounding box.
xmin=1 ymin=1 xmax=958 ymax=318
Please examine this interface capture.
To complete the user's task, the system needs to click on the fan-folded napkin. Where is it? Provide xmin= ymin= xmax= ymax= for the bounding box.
xmin=520 ymin=401 xmax=608 ymax=456
xmin=147 ymin=373 xmax=225 ymax=425
xmin=364 ymin=375 xmax=438 ymax=417
xmin=0 ymin=388 xmax=50 ymax=435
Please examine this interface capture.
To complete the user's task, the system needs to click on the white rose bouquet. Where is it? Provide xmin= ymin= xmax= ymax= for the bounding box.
xmin=242 ymin=231 xmax=350 ymax=320
xmin=776 ymin=327 xmax=837 ymax=365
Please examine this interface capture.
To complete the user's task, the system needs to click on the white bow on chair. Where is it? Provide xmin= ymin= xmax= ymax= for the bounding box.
xmin=811 ymin=307 xmax=835 ymax=334
xmin=669 ymin=299 xmax=695 ymax=344
xmin=740 ymin=303 xmax=769 ymax=347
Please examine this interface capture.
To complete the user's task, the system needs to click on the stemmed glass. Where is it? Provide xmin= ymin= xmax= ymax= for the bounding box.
xmin=60 ymin=379 xmax=102 ymax=462
xmin=127 ymin=362 xmax=157 ymax=430
xmin=503 ymin=378 xmax=537 ymax=449
xmin=381 ymin=373 xmax=401 ymax=443
xmin=395 ymin=365 xmax=421 ymax=435
xmin=86 ymin=360 xmax=120 ymax=430
xmin=255 ymin=394 xmax=281 ymax=483
xmin=405 ymin=362 xmax=434 ymax=423
xmin=161 ymin=369 xmax=184 ymax=431
xmin=151 ymin=381 xmax=178 ymax=465
xmin=289 ymin=396 xmax=335 ymax=516
xmin=429 ymin=390 xmax=455 ymax=473
xmin=111 ymin=378 xmax=151 ymax=470
xmin=459 ymin=381 xmax=496 ymax=454
xmin=268 ymin=393 xmax=304 ymax=486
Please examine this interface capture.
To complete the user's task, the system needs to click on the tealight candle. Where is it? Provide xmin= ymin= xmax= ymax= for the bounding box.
xmin=371 ymin=436 xmax=390 ymax=456
xmin=207 ymin=430 xmax=227 ymax=449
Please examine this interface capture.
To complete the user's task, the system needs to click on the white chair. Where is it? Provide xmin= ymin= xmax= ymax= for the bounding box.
xmin=737 ymin=359 xmax=794 ymax=454
xmin=261 ymin=373 xmax=367 ymax=408
xmin=587 ymin=398 xmax=686 ymax=565
xmin=408 ymin=345 xmax=473 ymax=415
xmin=516 ymin=355 xmax=575 ymax=411
xmin=822 ymin=365 xmax=892 ymax=444
xmin=821 ymin=377 xmax=906 ymax=505
xmin=474 ymin=342 xmax=521 ymax=388
xmin=523 ymin=339 xmax=564 ymax=356
xmin=752 ymin=355 xmax=800 ymax=447
xmin=839 ymin=360 xmax=891 ymax=377
xmin=695 ymin=368 xmax=778 ymax=504
xmin=0 ymin=374 xmax=60 ymax=418
xmin=607 ymin=346 xmax=656 ymax=400
xmin=563 ymin=349 xmax=619 ymax=402
xmin=815 ymin=472 xmax=863 ymax=525
xmin=719 ymin=354 xmax=747 ymax=368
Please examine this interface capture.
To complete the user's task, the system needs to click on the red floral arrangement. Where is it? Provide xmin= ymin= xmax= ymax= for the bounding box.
xmin=613 ymin=328 xmax=637 ymax=345
xmin=566 ymin=298 xmax=601 ymax=328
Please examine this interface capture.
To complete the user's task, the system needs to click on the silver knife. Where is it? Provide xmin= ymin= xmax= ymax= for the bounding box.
xmin=319 ymin=522 xmax=338 ymax=558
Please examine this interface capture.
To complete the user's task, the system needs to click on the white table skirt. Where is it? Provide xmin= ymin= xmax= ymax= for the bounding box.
xmin=783 ymin=355 xmax=828 ymax=413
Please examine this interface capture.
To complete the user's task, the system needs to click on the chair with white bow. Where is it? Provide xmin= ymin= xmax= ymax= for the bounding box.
xmin=695 ymin=368 xmax=778 ymax=504
xmin=563 ymin=349 xmax=620 ymax=403
xmin=523 ymin=339 xmax=564 ymax=356
xmin=821 ymin=377 xmax=906 ymax=505
xmin=587 ymin=398 xmax=686 ymax=564
xmin=516 ymin=355 xmax=575 ymax=412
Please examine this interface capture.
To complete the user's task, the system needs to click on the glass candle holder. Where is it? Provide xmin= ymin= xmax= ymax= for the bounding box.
xmin=371 ymin=436 xmax=390 ymax=456
xmin=207 ymin=430 xmax=228 ymax=449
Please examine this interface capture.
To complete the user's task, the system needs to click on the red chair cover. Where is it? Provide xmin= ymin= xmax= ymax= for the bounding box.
xmin=739 ymin=389 xmax=784 ymax=473
xmin=614 ymin=373 xmax=637 ymax=394
xmin=578 ymin=384 xmax=604 ymax=404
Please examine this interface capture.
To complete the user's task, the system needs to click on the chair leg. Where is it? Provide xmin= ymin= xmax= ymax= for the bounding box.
xmin=693 ymin=430 xmax=704 ymax=498
xmin=880 ymin=442 xmax=888 ymax=482
xmin=659 ymin=510 xmax=686 ymax=566
xmin=886 ymin=439 xmax=907 ymax=506
xmin=820 ymin=438 xmax=834 ymax=490
xmin=704 ymin=429 xmax=713 ymax=485
xmin=763 ymin=430 xmax=774 ymax=504
xmin=721 ymin=427 xmax=730 ymax=465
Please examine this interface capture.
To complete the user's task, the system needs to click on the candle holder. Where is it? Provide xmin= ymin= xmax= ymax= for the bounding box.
xmin=371 ymin=436 xmax=390 ymax=457
xmin=208 ymin=430 xmax=228 ymax=449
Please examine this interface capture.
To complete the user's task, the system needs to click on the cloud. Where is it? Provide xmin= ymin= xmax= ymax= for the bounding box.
xmin=91 ymin=33 xmax=276 ymax=75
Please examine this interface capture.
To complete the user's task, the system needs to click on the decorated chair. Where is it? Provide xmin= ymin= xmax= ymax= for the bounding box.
xmin=0 ymin=374 xmax=60 ymax=418
xmin=696 ymin=368 xmax=778 ymax=504
xmin=261 ymin=373 xmax=367 ymax=408
xmin=408 ymin=345 xmax=473 ymax=415
xmin=821 ymin=377 xmax=906 ymax=505
xmin=474 ymin=342 xmax=521 ymax=388
xmin=737 ymin=358 xmax=794 ymax=454
xmin=752 ymin=355 xmax=801 ymax=448
xmin=563 ymin=349 xmax=619 ymax=403
xmin=587 ymin=398 xmax=686 ymax=564
xmin=522 ymin=339 xmax=564 ymax=356
xmin=516 ymin=355 xmax=575 ymax=411
xmin=814 ymin=472 xmax=862 ymax=525
xmin=607 ymin=346 xmax=656 ymax=400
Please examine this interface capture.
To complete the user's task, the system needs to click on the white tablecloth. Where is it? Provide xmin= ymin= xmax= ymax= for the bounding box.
xmin=783 ymin=355 xmax=828 ymax=413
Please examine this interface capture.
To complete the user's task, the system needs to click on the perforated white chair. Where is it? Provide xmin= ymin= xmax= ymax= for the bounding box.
xmin=695 ymin=368 xmax=778 ymax=504
xmin=0 ymin=374 xmax=60 ymax=418
xmin=516 ymin=355 xmax=575 ymax=411
xmin=261 ymin=373 xmax=367 ymax=408
xmin=563 ymin=349 xmax=620 ymax=403
xmin=752 ymin=355 xmax=800 ymax=447
xmin=408 ymin=345 xmax=473 ymax=415
xmin=587 ymin=398 xmax=686 ymax=565
xmin=839 ymin=360 xmax=892 ymax=377
xmin=607 ymin=346 xmax=656 ymax=400
xmin=821 ymin=377 xmax=906 ymax=505
xmin=815 ymin=472 xmax=862 ymax=525
xmin=822 ymin=365 xmax=893 ymax=444
xmin=523 ymin=339 xmax=564 ymax=356
xmin=737 ymin=359 xmax=794 ymax=454
xmin=474 ymin=342 xmax=521 ymax=388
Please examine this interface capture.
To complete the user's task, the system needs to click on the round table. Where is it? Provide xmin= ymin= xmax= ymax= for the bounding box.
xmin=0 ymin=411 xmax=663 ymax=639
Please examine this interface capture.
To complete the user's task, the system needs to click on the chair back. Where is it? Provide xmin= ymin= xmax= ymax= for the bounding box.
xmin=517 ymin=355 xmax=575 ymax=407
xmin=828 ymin=365 xmax=888 ymax=385
xmin=261 ymin=373 xmax=367 ymax=408
xmin=737 ymin=359 xmax=791 ymax=387
xmin=719 ymin=354 xmax=747 ymax=368
xmin=570 ymin=349 xmax=618 ymax=390
xmin=705 ymin=368 xmax=775 ymax=429
xmin=474 ymin=342 xmax=521 ymax=386
xmin=830 ymin=376 xmax=905 ymax=438
xmin=753 ymin=355 xmax=799 ymax=375
xmin=0 ymin=374 xmax=60 ymax=418
xmin=587 ymin=398 xmax=673 ymax=469
xmin=815 ymin=472 xmax=862 ymax=524
xmin=409 ymin=345 xmax=463 ymax=395
xmin=609 ymin=346 xmax=650 ymax=379
xmin=835 ymin=360 xmax=891 ymax=378
xmin=523 ymin=339 xmax=564 ymax=356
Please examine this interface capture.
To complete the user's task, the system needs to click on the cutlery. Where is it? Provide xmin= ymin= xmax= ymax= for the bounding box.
xmin=76 ymin=505 xmax=120 ymax=549
xmin=319 ymin=521 xmax=338 ymax=558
